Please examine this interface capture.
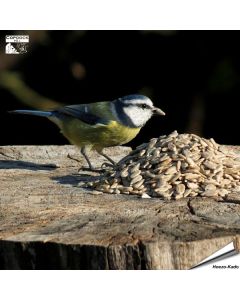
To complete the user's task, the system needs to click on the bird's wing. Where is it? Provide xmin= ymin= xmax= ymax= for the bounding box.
xmin=55 ymin=104 xmax=109 ymax=126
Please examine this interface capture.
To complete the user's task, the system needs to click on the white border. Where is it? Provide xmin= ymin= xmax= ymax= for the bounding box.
xmin=1 ymin=0 xmax=240 ymax=29
xmin=0 ymin=270 xmax=239 ymax=300
xmin=1 ymin=1 xmax=240 ymax=299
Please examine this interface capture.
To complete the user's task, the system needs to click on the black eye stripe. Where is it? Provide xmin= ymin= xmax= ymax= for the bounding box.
xmin=122 ymin=103 xmax=151 ymax=109
xmin=137 ymin=104 xmax=151 ymax=109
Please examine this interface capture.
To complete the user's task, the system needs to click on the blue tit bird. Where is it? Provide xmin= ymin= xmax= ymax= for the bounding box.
xmin=10 ymin=94 xmax=165 ymax=170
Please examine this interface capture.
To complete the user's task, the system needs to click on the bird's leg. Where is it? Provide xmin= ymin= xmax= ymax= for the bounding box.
xmin=79 ymin=146 xmax=105 ymax=172
xmin=97 ymin=149 xmax=116 ymax=167
xmin=80 ymin=146 xmax=94 ymax=171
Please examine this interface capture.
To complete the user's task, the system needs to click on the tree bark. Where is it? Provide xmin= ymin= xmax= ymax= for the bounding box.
xmin=0 ymin=145 xmax=240 ymax=269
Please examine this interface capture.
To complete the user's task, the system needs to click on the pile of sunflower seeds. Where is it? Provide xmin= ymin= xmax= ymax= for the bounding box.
xmin=86 ymin=131 xmax=240 ymax=200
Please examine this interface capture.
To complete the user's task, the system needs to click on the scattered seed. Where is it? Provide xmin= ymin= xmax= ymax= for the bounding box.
xmin=118 ymin=186 xmax=133 ymax=192
xmin=165 ymin=166 xmax=177 ymax=175
xmin=176 ymin=160 xmax=181 ymax=171
xmin=130 ymin=170 xmax=141 ymax=179
xmin=139 ymin=149 xmax=146 ymax=157
xmin=187 ymin=182 xmax=199 ymax=189
xmin=148 ymin=138 xmax=158 ymax=149
xmin=176 ymin=184 xmax=185 ymax=194
xmin=120 ymin=168 xmax=129 ymax=178
xmin=218 ymin=189 xmax=228 ymax=197
xmin=170 ymin=173 xmax=181 ymax=183
xmin=168 ymin=130 xmax=178 ymax=138
xmin=133 ymin=179 xmax=145 ymax=190
xmin=210 ymin=138 xmax=219 ymax=150
xmin=204 ymin=184 xmax=217 ymax=191
xmin=190 ymin=191 xmax=199 ymax=197
xmin=130 ymin=175 xmax=143 ymax=186
xmin=203 ymin=160 xmax=217 ymax=170
xmin=130 ymin=163 xmax=141 ymax=173
xmin=183 ymin=189 xmax=192 ymax=197
xmin=184 ymin=173 xmax=200 ymax=180
xmin=201 ymin=190 xmax=218 ymax=197
xmin=168 ymin=142 xmax=177 ymax=152
xmin=200 ymin=139 xmax=208 ymax=147
xmin=152 ymin=149 xmax=160 ymax=158
xmin=186 ymin=157 xmax=196 ymax=168
xmin=84 ymin=132 xmax=240 ymax=200
xmin=110 ymin=182 xmax=119 ymax=189
xmin=144 ymin=171 xmax=156 ymax=178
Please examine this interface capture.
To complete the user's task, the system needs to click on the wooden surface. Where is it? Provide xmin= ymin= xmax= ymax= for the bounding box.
xmin=0 ymin=145 xmax=240 ymax=269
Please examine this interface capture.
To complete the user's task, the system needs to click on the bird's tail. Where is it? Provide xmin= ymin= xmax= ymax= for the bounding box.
xmin=9 ymin=110 xmax=53 ymax=118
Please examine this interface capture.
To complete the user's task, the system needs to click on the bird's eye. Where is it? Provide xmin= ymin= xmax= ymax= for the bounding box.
xmin=141 ymin=104 xmax=147 ymax=109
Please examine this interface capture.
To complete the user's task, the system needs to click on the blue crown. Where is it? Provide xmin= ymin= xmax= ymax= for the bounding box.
xmin=119 ymin=94 xmax=149 ymax=102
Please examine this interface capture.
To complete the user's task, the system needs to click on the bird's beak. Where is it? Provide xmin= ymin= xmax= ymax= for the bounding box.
xmin=152 ymin=107 xmax=166 ymax=116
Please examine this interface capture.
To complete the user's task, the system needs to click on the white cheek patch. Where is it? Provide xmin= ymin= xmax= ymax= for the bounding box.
xmin=123 ymin=106 xmax=153 ymax=127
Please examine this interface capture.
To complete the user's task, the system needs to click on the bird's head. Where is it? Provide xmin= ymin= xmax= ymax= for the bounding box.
xmin=112 ymin=94 xmax=165 ymax=128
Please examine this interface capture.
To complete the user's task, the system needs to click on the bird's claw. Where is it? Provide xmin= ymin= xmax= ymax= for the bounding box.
xmin=101 ymin=162 xmax=116 ymax=170
xmin=78 ymin=166 xmax=105 ymax=173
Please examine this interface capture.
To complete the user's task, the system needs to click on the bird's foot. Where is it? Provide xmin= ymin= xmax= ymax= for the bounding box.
xmin=78 ymin=166 xmax=105 ymax=173
xmin=67 ymin=153 xmax=82 ymax=163
xmin=101 ymin=162 xmax=116 ymax=171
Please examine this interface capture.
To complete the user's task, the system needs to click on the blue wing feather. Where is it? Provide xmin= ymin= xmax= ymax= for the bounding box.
xmin=54 ymin=105 xmax=109 ymax=126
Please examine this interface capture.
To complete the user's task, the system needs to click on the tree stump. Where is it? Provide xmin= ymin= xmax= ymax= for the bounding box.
xmin=0 ymin=145 xmax=240 ymax=269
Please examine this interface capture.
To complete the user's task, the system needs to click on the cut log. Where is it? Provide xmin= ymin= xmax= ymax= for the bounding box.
xmin=0 ymin=145 xmax=240 ymax=269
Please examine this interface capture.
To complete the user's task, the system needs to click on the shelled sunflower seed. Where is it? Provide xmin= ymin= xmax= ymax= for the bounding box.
xmin=85 ymin=131 xmax=240 ymax=200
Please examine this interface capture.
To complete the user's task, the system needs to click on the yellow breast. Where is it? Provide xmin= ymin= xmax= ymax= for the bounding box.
xmin=103 ymin=120 xmax=141 ymax=146
xmin=60 ymin=119 xmax=141 ymax=150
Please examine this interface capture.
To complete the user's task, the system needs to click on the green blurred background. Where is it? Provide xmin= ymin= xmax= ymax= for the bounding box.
xmin=0 ymin=30 xmax=239 ymax=147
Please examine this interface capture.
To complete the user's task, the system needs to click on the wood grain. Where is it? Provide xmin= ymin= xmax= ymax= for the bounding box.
xmin=0 ymin=145 xmax=239 ymax=269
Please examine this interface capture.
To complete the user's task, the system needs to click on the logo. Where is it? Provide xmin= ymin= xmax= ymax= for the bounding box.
xmin=5 ymin=35 xmax=29 ymax=54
